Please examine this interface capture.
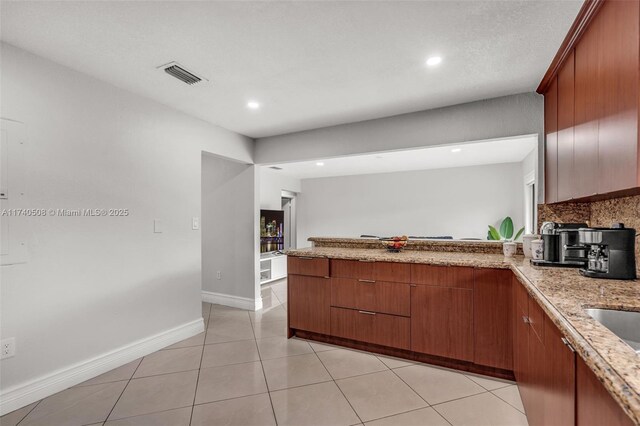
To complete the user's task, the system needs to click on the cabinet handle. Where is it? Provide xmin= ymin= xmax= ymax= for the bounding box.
xmin=561 ymin=337 xmax=576 ymax=353
xmin=358 ymin=310 xmax=376 ymax=315
xmin=522 ymin=316 xmax=530 ymax=324
xmin=358 ymin=259 xmax=376 ymax=263
xmin=358 ymin=279 xmax=376 ymax=283
xmin=410 ymin=284 xmax=417 ymax=287
xmin=298 ymin=256 xmax=315 ymax=260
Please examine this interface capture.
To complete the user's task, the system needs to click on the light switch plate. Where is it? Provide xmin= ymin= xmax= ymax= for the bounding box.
xmin=154 ymin=219 xmax=163 ymax=233
xmin=192 ymin=217 xmax=200 ymax=230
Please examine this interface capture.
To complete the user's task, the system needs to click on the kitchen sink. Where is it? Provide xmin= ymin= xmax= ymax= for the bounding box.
xmin=585 ymin=308 xmax=640 ymax=353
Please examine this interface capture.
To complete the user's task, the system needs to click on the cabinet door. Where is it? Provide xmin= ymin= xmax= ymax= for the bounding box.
xmin=544 ymin=77 xmax=559 ymax=203
xmin=527 ymin=328 xmax=547 ymax=426
xmin=513 ymin=277 xmax=533 ymax=417
xmin=474 ymin=269 xmax=513 ymax=370
xmin=557 ymin=50 xmax=575 ymax=201
xmin=576 ymin=356 xmax=633 ymax=426
xmin=411 ymin=285 xmax=473 ymax=362
xmin=288 ymin=275 xmax=331 ymax=335
xmin=545 ymin=318 xmax=576 ymax=426
xmin=597 ymin=0 xmax=639 ymax=193
xmin=330 ymin=307 xmax=410 ymax=350
xmin=574 ymin=13 xmax=601 ymax=199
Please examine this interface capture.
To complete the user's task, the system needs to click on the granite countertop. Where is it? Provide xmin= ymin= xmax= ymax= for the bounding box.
xmin=286 ymin=246 xmax=640 ymax=424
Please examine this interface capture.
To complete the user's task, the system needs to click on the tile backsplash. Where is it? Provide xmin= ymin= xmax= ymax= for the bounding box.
xmin=538 ymin=195 xmax=640 ymax=275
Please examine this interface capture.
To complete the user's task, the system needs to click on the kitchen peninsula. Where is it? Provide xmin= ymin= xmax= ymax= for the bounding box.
xmin=286 ymin=238 xmax=640 ymax=426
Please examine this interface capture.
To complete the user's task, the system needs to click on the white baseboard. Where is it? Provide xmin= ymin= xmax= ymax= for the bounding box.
xmin=202 ymin=290 xmax=262 ymax=311
xmin=0 ymin=318 xmax=204 ymax=416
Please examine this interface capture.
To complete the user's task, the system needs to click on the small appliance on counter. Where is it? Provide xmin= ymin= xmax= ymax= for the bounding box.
xmin=578 ymin=223 xmax=637 ymax=280
xmin=531 ymin=221 xmax=588 ymax=267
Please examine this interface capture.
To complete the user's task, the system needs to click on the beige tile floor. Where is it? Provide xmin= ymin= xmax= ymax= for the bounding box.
xmin=2 ymin=279 xmax=528 ymax=426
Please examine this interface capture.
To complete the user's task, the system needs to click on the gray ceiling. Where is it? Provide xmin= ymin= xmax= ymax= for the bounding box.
xmin=1 ymin=1 xmax=583 ymax=138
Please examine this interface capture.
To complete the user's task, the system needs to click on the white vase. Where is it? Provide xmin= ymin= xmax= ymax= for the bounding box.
xmin=503 ymin=241 xmax=517 ymax=257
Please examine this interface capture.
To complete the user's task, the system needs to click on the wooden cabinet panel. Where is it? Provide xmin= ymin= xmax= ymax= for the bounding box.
xmin=473 ymin=269 xmax=513 ymax=370
xmin=576 ymin=356 xmax=633 ymax=426
xmin=356 ymin=280 xmax=410 ymax=317
xmin=574 ymin=13 xmax=601 ymax=199
xmin=411 ymin=264 xmax=474 ymax=289
xmin=597 ymin=0 xmax=639 ymax=194
xmin=513 ymin=289 xmax=530 ymax=412
xmin=527 ymin=323 xmax=547 ymax=426
xmin=411 ymin=285 xmax=474 ymax=361
xmin=545 ymin=77 xmax=559 ymax=203
xmin=331 ymin=259 xmax=373 ymax=280
xmin=557 ymin=51 xmax=575 ymax=201
xmin=330 ymin=278 xmax=411 ymax=317
xmin=528 ymin=296 xmax=545 ymax=343
xmin=330 ymin=307 xmax=410 ymax=350
xmin=288 ymin=275 xmax=330 ymax=334
xmin=373 ymin=262 xmax=411 ymax=283
xmin=545 ymin=318 xmax=576 ymax=426
xmin=330 ymin=277 xmax=357 ymax=310
xmin=288 ymin=256 xmax=329 ymax=277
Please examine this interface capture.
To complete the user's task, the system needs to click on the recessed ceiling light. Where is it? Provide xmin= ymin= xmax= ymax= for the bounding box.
xmin=426 ymin=56 xmax=442 ymax=66
xmin=316 ymin=162 xmax=324 ymax=166
xmin=451 ymin=148 xmax=462 ymax=153
xmin=247 ymin=101 xmax=260 ymax=110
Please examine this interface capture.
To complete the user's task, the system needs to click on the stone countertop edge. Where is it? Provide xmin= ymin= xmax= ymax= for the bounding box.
xmin=285 ymin=246 xmax=640 ymax=425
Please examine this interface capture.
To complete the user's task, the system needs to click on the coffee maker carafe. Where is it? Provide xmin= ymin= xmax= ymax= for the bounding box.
xmin=578 ymin=223 xmax=637 ymax=280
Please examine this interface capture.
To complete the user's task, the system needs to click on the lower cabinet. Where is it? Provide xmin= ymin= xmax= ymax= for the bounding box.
xmin=288 ymin=274 xmax=331 ymax=335
xmin=410 ymin=284 xmax=474 ymax=362
xmin=330 ymin=306 xmax=410 ymax=350
xmin=576 ymin=356 xmax=634 ymax=426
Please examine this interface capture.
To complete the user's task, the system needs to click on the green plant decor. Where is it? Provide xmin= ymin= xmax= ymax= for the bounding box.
xmin=487 ymin=216 xmax=524 ymax=241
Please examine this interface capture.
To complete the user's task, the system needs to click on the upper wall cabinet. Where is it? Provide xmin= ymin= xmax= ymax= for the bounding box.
xmin=538 ymin=0 xmax=640 ymax=203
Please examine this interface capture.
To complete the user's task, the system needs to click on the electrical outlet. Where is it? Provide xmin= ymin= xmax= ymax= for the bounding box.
xmin=216 ymin=271 xmax=221 ymax=280
xmin=1 ymin=337 xmax=16 ymax=359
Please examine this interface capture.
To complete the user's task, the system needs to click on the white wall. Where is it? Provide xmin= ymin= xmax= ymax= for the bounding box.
xmin=202 ymin=155 xmax=258 ymax=302
xmin=296 ymin=163 xmax=524 ymax=247
xmin=0 ymin=43 xmax=254 ymax=404
xmin=259 ymin=168 xmax=301 ymax=210
xmin=255 ymin=93 xmax=545 ymax=201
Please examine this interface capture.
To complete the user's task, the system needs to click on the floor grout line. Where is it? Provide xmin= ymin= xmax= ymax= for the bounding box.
xmin=249 ymin=307 xmax=279 ymax=426
xmin=188 ymin=324 xmax=208 ymax=426
xmin=313 ymin=350 xmax=364 ymax=425
xmin=14 ymin=398 xmax=43 ymax=426
xmin=102 ymin=356 xmax=144 ymax=424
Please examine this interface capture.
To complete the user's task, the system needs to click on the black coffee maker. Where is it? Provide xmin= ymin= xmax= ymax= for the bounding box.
xmin=578 ymin=223 xmax=637 ymax=280
xmin=532 ymin=222 xmax=588 ymax=267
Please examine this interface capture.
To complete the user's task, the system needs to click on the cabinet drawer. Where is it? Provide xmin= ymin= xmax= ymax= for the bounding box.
xmin=331 ymin=259 xmax=374 ymax=280
xmin=330 ymin=307 xmax=410 ymax=350
xmin=288 ymin=256 xmax=329 ymax=277
xmin=411 ymin=264 xmax=474 ymax=289
xmin=330 ymin=278 xmax=410 ymax=317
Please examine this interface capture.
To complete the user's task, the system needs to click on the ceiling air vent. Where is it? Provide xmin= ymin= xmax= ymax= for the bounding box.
xmin=269 ymin=166 xmax=283 ymax=171
xmin=158 ymin=62 xmax=207 ymax=85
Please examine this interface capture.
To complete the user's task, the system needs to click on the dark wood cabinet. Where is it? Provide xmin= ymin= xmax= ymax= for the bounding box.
xmin=473 ymin=269 xmax=513 ymax=370
xmin=513 ymin=278 xmax=580 ymax=426
xmin=576 ymin=356 xmax=633 ymax=426
xmin=288 ymin=275 xmax=330 ymax=334
xmin=287 ymin=256 xmax=329 ymax=277
xmin=573 ymin=11 xmax=601 ymax=198
xmin=330 ymin=306 xmax=410 ymax=350
xmin=411 ymin=284 xmax=474 ymax=362
xmin=597 ymin=0 xmax=639 ymax=194
xmin=330 ymin=277 xmax=410 ymax=317
xmin=544 ymin=77 xmax=559 ymax=204
xmin=557 ymin=50 xmax=575 ymax=201
xmin=411 ymin=264 xmax=474 ymax=288
xmin=540 ymin=0 xmax=640 ymax=202
xmin=545 ymin=316 xmax=576 ymax=426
